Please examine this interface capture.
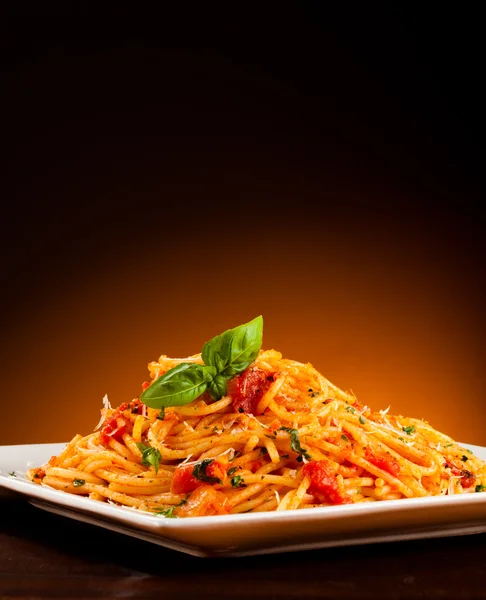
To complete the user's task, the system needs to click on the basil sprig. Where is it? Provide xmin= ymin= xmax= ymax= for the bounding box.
xmin=140 ymin=316 xmax=263 ymax=409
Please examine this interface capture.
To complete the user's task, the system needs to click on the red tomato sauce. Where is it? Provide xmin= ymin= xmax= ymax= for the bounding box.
xmin=445 ymin=460 xmax=477 ymax=488
xmin=302 ymin=460 xmax=352 ymax=505
xmin=365 ymin=448 xmax=400 ymax=477
xmin=227 ymin=368 xmax=274 ymax=415
xmin=171 ymin=459 xmax=227 ymax=495
xmin=175 ymin=485 xmax=229 ymax=517
xmin=100 ymin=399 xmax=143 ymax=444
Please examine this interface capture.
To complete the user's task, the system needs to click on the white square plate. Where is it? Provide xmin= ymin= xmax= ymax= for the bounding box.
xmin=1 ymin=442 xmax=485 ymax=557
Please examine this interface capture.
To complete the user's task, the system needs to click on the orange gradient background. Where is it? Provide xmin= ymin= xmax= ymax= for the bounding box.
xmin=1 ymin=39 xmax=485 ymax=447
xmin=1 ymin=212 xmax=485 ymax=446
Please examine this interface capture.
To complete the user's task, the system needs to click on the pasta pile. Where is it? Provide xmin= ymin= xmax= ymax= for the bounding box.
xmin=28 ymin=349 xmax=486 ymax=517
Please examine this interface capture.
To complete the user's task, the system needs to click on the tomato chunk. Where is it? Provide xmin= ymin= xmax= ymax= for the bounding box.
xmin=171 ymin=459 xmax=227 ymax=495
xmin=459 ymin=470 xmax=476 ymax=488
xmin=100 ymin=414 xmax=128 ymax=444
xmin=100 ymin=399 xmax=144 ymax=444
xmin=175 ymin=485 xmax=229 ymax=517
xmin=365 ymin=448 xmax=400 ymax=477
xmin=227 ymin=368 xmax=274 ymax=415
xmin=302 ymin=460 xmax=352 ymax=505
xmin=445 ymin=460 xmax=477 ymax=488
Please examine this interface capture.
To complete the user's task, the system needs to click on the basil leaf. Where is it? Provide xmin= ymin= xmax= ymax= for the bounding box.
xmin=208 ymin=373 xmax=227 ymax=401
xmin=202 ymin=315 xmax=263 ymax=379
xmin=192 ymin=459 xmax=222 ymax=485
xmin=140 ymin=363 xmax=214 ymax=409
xmin=136 ymin=442 xmax=162 ymax=474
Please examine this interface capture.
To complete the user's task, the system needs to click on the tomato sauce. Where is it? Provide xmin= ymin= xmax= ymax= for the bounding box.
xmin=171 ymin=459 xmax=227 ymax=495
xmin=175 ymin=485 xmax=229 ymax=517
xmin=444 ymin=459 xmax=477 ymax=488
xmin=302 ymin=460 xmax=352 ymax=505
xmin=227 ymin=368 xmax=274 ymax=415
xmin=365 ymin=448 xmax=400 ymax=477
xmin=100 ymin=399 xmax=143 ymax=444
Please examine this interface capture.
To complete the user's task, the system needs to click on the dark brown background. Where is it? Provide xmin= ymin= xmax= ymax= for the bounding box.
xmin=1 ymin=9 xmax=485 ymax=447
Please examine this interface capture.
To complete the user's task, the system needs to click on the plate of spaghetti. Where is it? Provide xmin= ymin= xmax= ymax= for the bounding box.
xmin=1 ymin=316 xmax=485 ymax=557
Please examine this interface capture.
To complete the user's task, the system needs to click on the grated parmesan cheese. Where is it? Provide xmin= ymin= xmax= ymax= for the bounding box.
xmin=93 ymin=394 xmax=112 ymax=431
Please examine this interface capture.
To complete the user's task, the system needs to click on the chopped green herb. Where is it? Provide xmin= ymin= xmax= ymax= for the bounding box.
xmin=231 ymin=475 xmax=246 ymax=488
xmin=155 ymin=498 xmax=187 ymax=518
xmin=341 ymin=434 xmax=349 ymax=442
xmin=136 ymin=443 xmax=162 ymax=474
xmin=444 ymin=443 xmax=453 ymax=448
xmin=156 ymin=407 xmax=165 ymax=420
xmin=227 ymin=466 xmax=238 ymax=476
xmin=279 ymin=427 xmax=311 ymax=461
xmin=345 ymin=406 xmax=356 ymax=414
xmin=461 ymin=455 xmax=469 ymax=462
xmin=212 ymin=426 xmax=219 ymax=432
xmin=356 ymin=487 xmax=361 ymax=494
xmin=156 ymin=506 xmax=177 ymax=518
xmin=398 ymin=437 xmax=405 ymax=442
xmin=192 ymin=459 xmax=222 ymax=485
xmin=8 ymin=471 xmax=16 ymax=477
xmin=359 ymin=416 xmax=366 ymax=425
xmin=73 ymin=479 xmax=85 ymax=487
xmin=475 ymin=484 xmax=485 ymax=493
xmin=467 ymin=449 xmax=473 ymax=454
xmin=402 ymin=425 xmax=415 ymax=435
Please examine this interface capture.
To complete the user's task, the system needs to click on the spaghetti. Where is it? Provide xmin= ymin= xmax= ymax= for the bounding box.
xmin=28 ymin=349 xmax=486 ymax=517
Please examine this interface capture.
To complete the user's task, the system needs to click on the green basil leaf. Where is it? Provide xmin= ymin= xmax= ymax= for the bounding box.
xmin=136 ymin=442 xmax=162 ymax=474
xmin=208 ymin=373 xmax=227 ymax=401
xmin=192 ymin=459 xmax=222 ymax=485
xmin=140 ymin=363 xmax=214 ymax=409
xmin=201 ymin=315 xmax=263 ymax=379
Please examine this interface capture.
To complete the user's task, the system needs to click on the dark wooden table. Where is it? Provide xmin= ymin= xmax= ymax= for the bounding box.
xmin=1 ymin=490 xmax=485 ymax=600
